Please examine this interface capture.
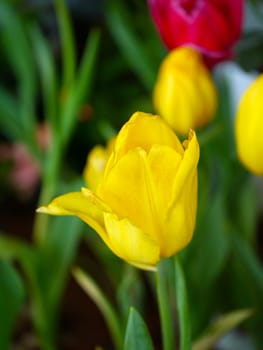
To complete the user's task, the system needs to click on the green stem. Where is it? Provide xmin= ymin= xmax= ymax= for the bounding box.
xmin=73 ymin=267 xmax=123 ymax=350
xmin=33 ymin=134 xmax=63 ymax=244
xmin=175 ymin=256 xmax=191 ymax=350
xmin=156 ymin=259 xmax=175 ymax=350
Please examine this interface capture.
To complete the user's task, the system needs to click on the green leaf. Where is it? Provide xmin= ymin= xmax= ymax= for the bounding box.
xmin=236 ymin=30 xmax=263 ymax=71
xmin=226 ymin=233 xmax=263 ymax=345
xmin=181 ymin=189 xmax=230 ymax=337
xmin=192 ymin=309 xmax=254 ymax=350
xmin=124 ymin=307 xmax=154 ymax=350
xmin=235 ymin=177 xmax=258 ymax=245
xmin=0 ymin=2 xmax=40 ymax=159
xmin=184 ymin=192 xmax=230 ymax=291
xmin=43 ymin=215 xmax=83 ymax=304
xmin=60 ymin=29 xmax=101 ymax=146
xmin=117 ymin=265 xmax=144 ymax=321
xmin=106 ymin=0 xmax=156 ymax=90
xmin=0 ymin=260 xmax=26 ymax=349
xmin=232 ymin=232 xmax=263 ymax=294
xmin=73 ymin=267 xmax=123 ymax=350
xmin=55 ymin=0 xmax=76 ymax=89
xmin=0 ymin=3 xmax=36 ymax=97
xmin=23 ymin=215 xmax=83 ymax=348
xmin=30 ymin=24 xmax=58 ymax=128
xmin=228 ymin=232 xmax=263 ymax=311
xmin=0 ymin=88 xmax=22 ymax=140
xmin=0 ymin=233 xmax=30 ymax=260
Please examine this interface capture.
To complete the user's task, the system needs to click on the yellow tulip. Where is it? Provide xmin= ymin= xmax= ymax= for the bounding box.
xmin=153 ymin=47 xmax=218 ymax=135
xmin=37 ymin=112 xmax=200 ymax=270
xmin=235 ymin=74 xmax=263 ymax=176
xmin=83 ymin=137 xmax=115 ymax=191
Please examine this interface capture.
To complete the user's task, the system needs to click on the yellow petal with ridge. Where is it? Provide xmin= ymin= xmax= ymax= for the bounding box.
xmin=104 ymin=212 xmax=160 ymax=270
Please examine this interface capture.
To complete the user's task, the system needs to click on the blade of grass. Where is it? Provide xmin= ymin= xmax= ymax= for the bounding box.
xmin=73 ymin=267 xmax=123 ymax=350
xmin=54 ymin=0 xmax=76 ymax=89
xmin=31 ymin=24 xmax=58 ymax=129
xmin=106 ymin=1 xmax=156 ymax=90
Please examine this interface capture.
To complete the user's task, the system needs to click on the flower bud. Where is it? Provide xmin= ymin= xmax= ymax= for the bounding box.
xmin=38 ymin=112 xmax=199 ymax=270
xmin=153 ymin=47 xmax=217 ymax=135
xmin=148 ymin=0 xmax=243 ymax=66
xmin=83 ymin=137 xmax=115 ymax=191
xmin=235 ymin=74 xmax=263 ymax=176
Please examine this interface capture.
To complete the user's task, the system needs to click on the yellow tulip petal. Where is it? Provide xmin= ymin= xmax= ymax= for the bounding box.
xmin=195 ymin=67 xmax=218 ymax=129
xmin=163 ymin=171 xmax=198 ymax=257
xmin=153 ymin=47 xmax=217 ymax=135
xmin=83 ymin=145 xmax=108 ymax=191
xmin=147 ymin=144 xmax=182 ymax=211
xmin=169 ymin=130 xmax=199 ymax=209
xmin=83 ymin=137 xmax=116 ymax=191
xmin=104 ymin=212 xmax=160 ymax=270
xmin=154 ymin=68 xmax=197 ymax=134
xmin=98 ymin=147 xmax=161 ymax=243
xmin=107 ymin=112 xmax=184 ymax=172
xmin=235 ymin=74 xmax=263 ymax=175
xmin=37 ymin=190 xmax=111 ymax=246
xmin=160 ymin=131 xmax=199 ymax=257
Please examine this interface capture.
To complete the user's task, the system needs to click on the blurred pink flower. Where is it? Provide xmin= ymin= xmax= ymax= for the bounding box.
xmin=148 ymin=0 xmax=244 ymax=67
xmin=36 ymin=122 xmax=51 ymax=151
xmin=0 ymin=123 xmax=51 ymax=199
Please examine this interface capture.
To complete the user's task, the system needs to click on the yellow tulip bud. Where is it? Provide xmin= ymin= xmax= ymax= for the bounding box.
xmin=235 ymin=74 xmax=263 ymax=176
xmin=83 ymin=137 xmax=115 ymax=191
xmin=153 ymin=47 xmax=218 ymax=135
xmin=37 ymin=112 xmax=200 ymax=270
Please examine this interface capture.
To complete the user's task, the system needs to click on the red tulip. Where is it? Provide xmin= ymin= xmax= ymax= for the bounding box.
xmin=148 ymin=0 xmax=243 ymax=66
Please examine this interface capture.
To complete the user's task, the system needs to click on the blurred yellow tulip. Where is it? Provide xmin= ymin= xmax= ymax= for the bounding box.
xmin=83 ymin=137 xmax=115 ymax=191
xmin=37 ymin=112 xmax=199 ymax=270
xmin=235 ymin=74 xmax=263 ymax=176
xmin=153 ymin=47 xmax=217 ymax=135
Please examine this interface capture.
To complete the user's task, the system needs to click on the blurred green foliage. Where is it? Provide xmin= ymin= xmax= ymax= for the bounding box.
xmin=0 ymin=0 xmax=263 ymax=349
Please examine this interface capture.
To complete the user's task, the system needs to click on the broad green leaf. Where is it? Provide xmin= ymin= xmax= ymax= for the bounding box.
xmin=181 ymin=187 xmax=230 ymax=337
xmin=192 ymin=309 xmax=254 ymax=350
xmin=227 ymin=234 xmax=263 ymax=345
xmin=227 ymin=233 xmax=263 ymax=306
xmin=184 ymin=192 xmax=230 ymax=291
xmin=236 ymin=177 xmax=259 ymax=245
xmin=124 ymin=307 xmax=154 ymax=350
xmin=232 ymin=234 xmax=263 ymax=292
xmin=0 ymin=260 xmax=25 ymax=349
xmin=236 ymin=30 xmax=263 ymax=71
